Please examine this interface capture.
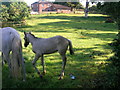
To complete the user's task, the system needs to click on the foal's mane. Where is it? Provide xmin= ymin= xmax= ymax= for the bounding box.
xmin=29 ymin=33 xmax=39 ymax=39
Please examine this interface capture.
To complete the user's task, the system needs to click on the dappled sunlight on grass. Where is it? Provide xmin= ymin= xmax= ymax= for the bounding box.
xmin=3 ymin=14 xmax=118 ymax=88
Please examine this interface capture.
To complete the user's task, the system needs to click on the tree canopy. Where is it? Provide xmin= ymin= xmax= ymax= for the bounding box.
xmin=53 ymin=2 xmax=84 ymax=11
xmin=100 ymin=2 xmax=120 ymax=29
xmin=1 ymin=2 xmax=30 ymax=27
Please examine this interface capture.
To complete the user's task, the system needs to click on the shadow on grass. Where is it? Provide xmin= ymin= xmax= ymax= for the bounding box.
xmin=2 ymin=42 xmax=113 ymax=88
xmin=29 ymin=15 xmax=107 ymax=21
xmin=18 ymin=15 xmax=117 ymax=33
xmin=65 ymin=44 xmax=112 ymax=88
xmin=2 ymin=15 xmax=117 ymax=88
xmin=77 ymin=32 xmax=117 ymax=41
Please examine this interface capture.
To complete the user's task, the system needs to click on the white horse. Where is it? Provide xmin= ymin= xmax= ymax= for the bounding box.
xmin=24 ymin=32 xmax=74 ymax=79
xmin=0 ymin=27 xmax=26 ymax=81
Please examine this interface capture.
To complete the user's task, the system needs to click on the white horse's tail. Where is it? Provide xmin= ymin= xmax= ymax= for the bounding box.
xmin=11 ymin=36 xmax=26 ymax=80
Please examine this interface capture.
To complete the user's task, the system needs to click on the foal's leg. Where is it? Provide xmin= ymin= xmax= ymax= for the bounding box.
xmin=21 ymin=57 xmax=26 ymax=81
xmin=59 ymin=54 xmax=67 ymax=80
xmin=32 ymin=54 xmax=42 ymax=78
xmin=41 ymin=54 xmax=46 ymax=75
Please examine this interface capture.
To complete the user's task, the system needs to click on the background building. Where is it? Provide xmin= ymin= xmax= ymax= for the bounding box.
xmin=31 ymin=1 xmax=71 ymax=14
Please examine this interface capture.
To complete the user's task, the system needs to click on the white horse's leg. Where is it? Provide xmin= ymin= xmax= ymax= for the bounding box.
xmin=21 ymin=57 xmax=26 ymax=81
xmin=1 ymin=53 xmax=7 ymax=66
xmin=2 ymin=53 xmax=5 ymax=67
xmin=4 ymin=53 xmax=12 ymax=77
xmin=32 ymin=54 xmax=42 ymax=78
xmin=2 ymin=53 xmax=7 ymax=66
xmin=41 ymin=54 xmax=46 ymax=75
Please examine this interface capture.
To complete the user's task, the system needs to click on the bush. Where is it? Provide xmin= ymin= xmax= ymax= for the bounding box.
xmin=109 ymin=32 xmax=120 ymax=87
xmin=1 ymin=5 xmax=9 ymax=22
xmin=89 ymin=5 xmax=102 ymax=14
xmin=1 ymin=2 xmax=30 ymax=27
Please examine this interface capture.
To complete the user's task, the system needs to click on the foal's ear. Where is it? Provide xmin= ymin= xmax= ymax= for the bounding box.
xmin=24 ymin=32 xmax=26 ymax=35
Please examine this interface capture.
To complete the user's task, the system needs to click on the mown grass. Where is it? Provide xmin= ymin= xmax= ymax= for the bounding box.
xmin=2 ymin=13 xmax=118 ymax=88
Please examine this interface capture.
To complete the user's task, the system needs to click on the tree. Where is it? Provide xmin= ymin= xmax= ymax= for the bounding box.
xmin=1 ymin=5 xmax=9 ymax=22
xmin=53 ymin=2 xmax=68 ymax=6
xmin=89 ymin=5 xmax=98 ymax=14
xmin=53 ymin=1 xmax=83 ymax=13
xmin=97 ymin=2 xmax=102 ymax=10
xmin=88 ymin=1 xmax=120 ymax=87
xmin=1 ymin=2 xmax=30 ymax=27
xmin=76 ymin=2 xmax=84 ymax=9
xmin=100 ymin=2 xmax=120 ymax=87
xmin=101 ymin=2 xmax=120 ymax=30
xmin=9 ymin=2 xmax=30 ymax=21
xmin=67 ymin=2 xmax=81 ymax=13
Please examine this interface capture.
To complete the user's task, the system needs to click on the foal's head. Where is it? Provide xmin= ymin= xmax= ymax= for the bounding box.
xmin=24 ymin=32 xmax=30 ymax=47
xmin=24 ymin=32 xmax=38 ymax=47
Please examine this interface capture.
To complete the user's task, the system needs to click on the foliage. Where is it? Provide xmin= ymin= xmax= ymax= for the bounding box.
xmin=1 ymin=2 xmax=30 ymax=27
xmin=109 ymin=33 xmax=120 ymax=87
xmin=96 ymin=2 xmax=102 ymax=10
xmin=110 ymin=35 xmax=120 ymax=66
xmin=8 ymin=2 xmax=30 ymax=21
xmin=99 ymin=1 xmax=120 ymax=87
xmin=67 ymin=2 xmax=84 ymax=14
xmin=100 ymin=2 xmax=120 ymax=63
xmin=53 ymin=2 xmax=68 ymax=6
xmin=75 ymin=3 xmax=84 ymax=9
xmin=67 ymin=2 xmax=82 ymax=9
xmin=53 ymin=1 xmax=84 ymax=13
xmin=98 ymin=2 xmax=120 ymax=29
xmin=2 ymin=2 xmax=11 ymax=7
xmin=89 ymin=5 xmax=100 ymax=14
xmin=1 ymin=5 xmax=9 ymax=22
xmin=2 ymin=14 xmax=118 ymax=88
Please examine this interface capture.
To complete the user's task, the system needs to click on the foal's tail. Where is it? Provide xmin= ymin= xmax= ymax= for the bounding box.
xmin=68 ymin=40 xmax=74 ymax=55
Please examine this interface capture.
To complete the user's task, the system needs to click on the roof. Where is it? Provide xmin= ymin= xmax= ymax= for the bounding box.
xmin=31 ymin=1 xmax=71 ymax=10
xmin=53 ymin=4 xmax=71 ymax=10
xmin=31 ymin=2 xmax=38 ymax=5
xmin=32 ymin=1 xmax=52 ymax=5
xmin=39 ymin=1 xmax=53 ymax=4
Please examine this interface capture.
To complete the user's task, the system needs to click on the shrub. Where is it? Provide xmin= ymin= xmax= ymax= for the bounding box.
xmin=1 ymin=2 xmax=30 ymax=27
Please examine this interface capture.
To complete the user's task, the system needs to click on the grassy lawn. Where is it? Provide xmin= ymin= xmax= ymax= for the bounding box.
xmin=2 ymin=14 xmax=118 ymax=88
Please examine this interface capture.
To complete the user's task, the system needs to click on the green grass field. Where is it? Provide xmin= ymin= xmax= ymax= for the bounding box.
xmin=2 ymin=14 xmax=118 ymax=88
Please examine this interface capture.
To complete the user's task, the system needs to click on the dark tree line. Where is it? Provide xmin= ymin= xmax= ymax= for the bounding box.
xmin=97 ymin=1 xmax=120 ymax=87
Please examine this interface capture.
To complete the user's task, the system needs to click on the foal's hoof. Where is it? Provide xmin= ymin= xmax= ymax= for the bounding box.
xmin=42 ymin=70 xmax=46 ymax=75
xmin=58 ymin=76 xmax=63 ymax=80
xmin=23 ymin=79 xmax=26 ymax=82
xmin=40 ymin=75 xmax=43 ymax=78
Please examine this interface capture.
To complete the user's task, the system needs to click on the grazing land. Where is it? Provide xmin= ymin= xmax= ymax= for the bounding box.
xmin=2 ymin=14 xmax=118 ymax=88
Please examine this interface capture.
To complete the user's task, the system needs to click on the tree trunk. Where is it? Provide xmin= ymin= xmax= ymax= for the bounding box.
xmin=85 ymin=0 xmax=89 ymax=18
